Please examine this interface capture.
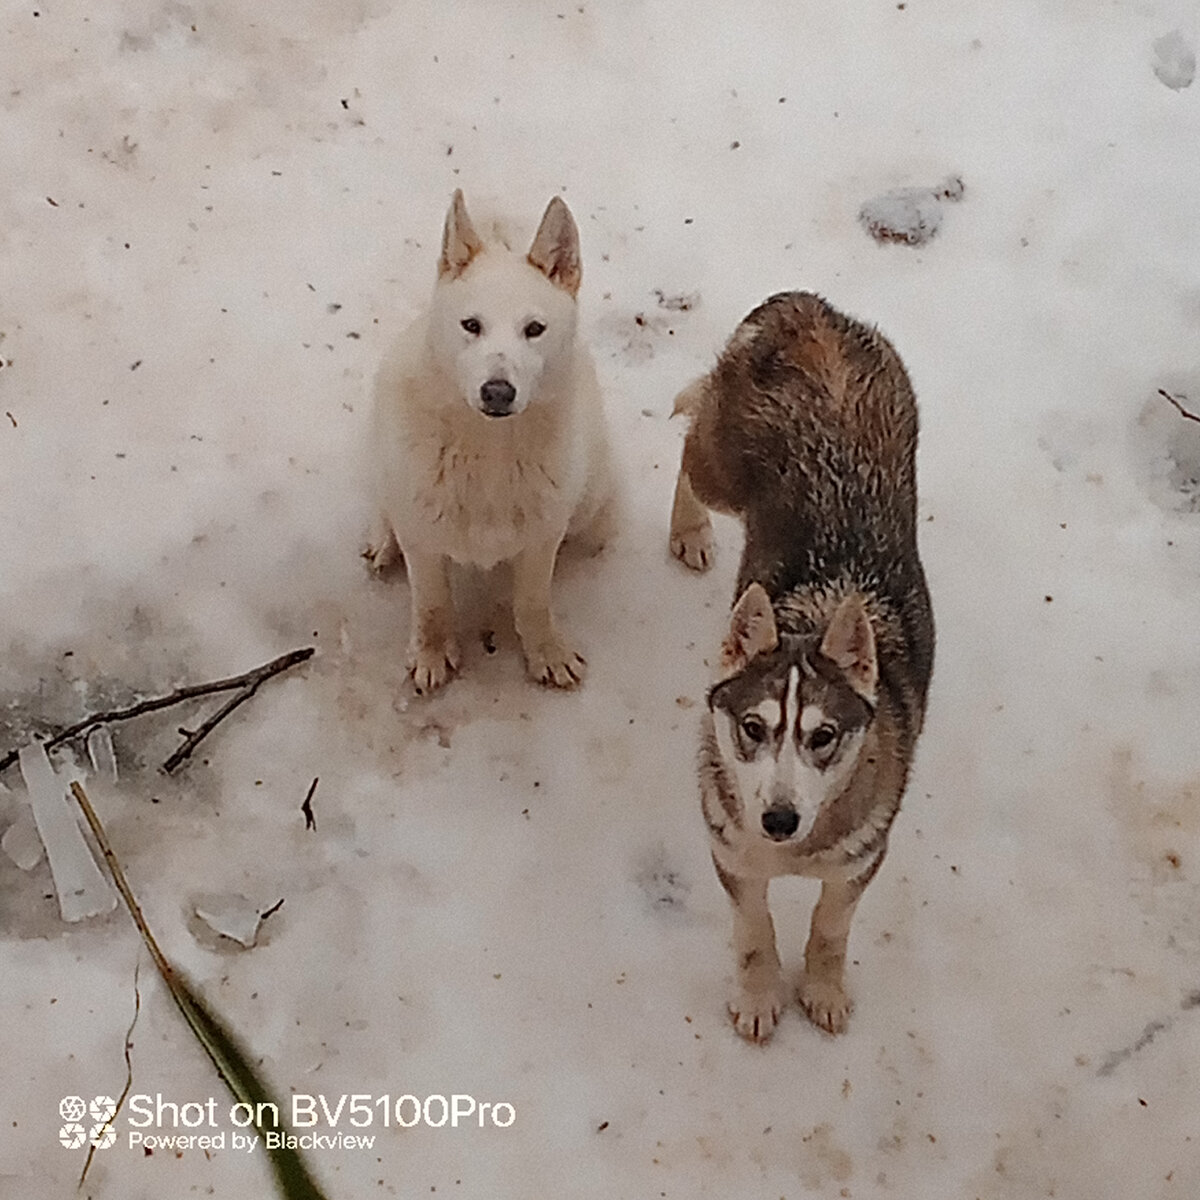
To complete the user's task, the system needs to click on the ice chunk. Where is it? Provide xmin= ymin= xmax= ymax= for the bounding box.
xmin=18 ymin=742 xmax=115 ymax=921
xmin=859 ymin=175 xmax=964 ymax=246
xmin=1154 ymin=31 xmax=1195 ymax=90
xmin=194 ymin=894 xmax=266 ymax=948
xmin=86 ymin=725 xmax=119 ymax=784
xmin=2 ymin=810 xmax=44 ymax=870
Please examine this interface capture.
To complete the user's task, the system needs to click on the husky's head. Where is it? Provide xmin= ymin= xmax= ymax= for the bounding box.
xmin=428 ymin=189 xmax=582 ymax=419
xmin=707 ymin=583 xmax=878 ymax=845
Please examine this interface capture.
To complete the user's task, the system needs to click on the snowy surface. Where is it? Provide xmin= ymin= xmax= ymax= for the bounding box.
xmin=2 ymin=2 xmax=1200 ymax=1197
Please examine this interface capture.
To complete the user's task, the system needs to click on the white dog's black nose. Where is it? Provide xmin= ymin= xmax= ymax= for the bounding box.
xmin=761 ymin=808 xmax=800 ymax=840
xmin=480 ymin=378 xmax=517 ymax=417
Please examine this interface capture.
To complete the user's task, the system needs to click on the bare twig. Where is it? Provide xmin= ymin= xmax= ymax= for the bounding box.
xmin=0 ymin=646 xmax=314 ymax=775
xmin=301 ymin=777 xmax=318 ymax=831
xmin=261 ymin=897 xmax=286 ymax=922
xmin=1158 ymin=388 xmax=1200 ymax=425
xmin=79 ymin=962 xmax=141 ymax=1188
xmin=160 ymin=660 xmax=299 ymax=774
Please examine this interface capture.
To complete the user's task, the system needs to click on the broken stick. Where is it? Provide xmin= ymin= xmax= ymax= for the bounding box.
xmin=301 ymin=777 xmax=318 ymax=831
xmin=1158 ymin=388 xmax=1200 ymax=425
xmin=0 ymin=647 xmax=315 ymax=776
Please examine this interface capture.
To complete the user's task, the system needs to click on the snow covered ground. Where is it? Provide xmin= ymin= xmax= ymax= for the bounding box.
xmin=3 ymin=2 xmax=1200 ymax=1197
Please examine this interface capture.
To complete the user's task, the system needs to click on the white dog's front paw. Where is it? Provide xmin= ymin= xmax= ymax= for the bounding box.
xmin=729 ymin=981 xmax=785 ymax=1044
xmin=670 ymin=519 xmax=714 ymax=572
xmin=797 ymin=975 xmax=852 ymax=1036
xmin=407 ymin=637 xmax=461 ymax=694
xmin=523 ymin=637 xmax=587 ymax=689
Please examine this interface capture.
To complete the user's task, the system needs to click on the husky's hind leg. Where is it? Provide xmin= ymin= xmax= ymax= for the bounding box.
xmin=670 ymin=464 xmax=715 ymax=571
xmin=669 ymin=379 xmax=718 ymax=570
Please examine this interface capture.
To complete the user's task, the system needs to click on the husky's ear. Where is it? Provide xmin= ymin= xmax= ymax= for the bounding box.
xmin=527 ymin=196 xmax=581 ymax=296
xmin=721 ymin=583 xmax=778 ymax=675
xmin=439 ymin=189 xmax=484 ymax=280
xmin=820 ymin=595 xmax=878 ymax=702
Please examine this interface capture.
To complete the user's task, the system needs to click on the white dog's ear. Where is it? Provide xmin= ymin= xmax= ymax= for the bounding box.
xmin=721 ymin=583 xmax=778 ymax=675
xmin=527 ymin=196 xmax=581 ymax=296
xmin=820 ymin=595 xmax=878 ymax=702
xmin=439 ymin=189 xmax=484 ymax=280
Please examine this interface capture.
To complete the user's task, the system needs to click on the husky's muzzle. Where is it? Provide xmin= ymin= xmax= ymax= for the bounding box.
xmin=479 ymin=378 xmax=517 ymax=418
xmin=761 ymin=806 xmax=800 ymax=841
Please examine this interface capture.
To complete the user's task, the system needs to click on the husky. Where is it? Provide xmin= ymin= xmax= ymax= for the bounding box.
xmin=368 ymin=190 xmax=611 ymax=692
xmin=670 ymin=291 xmax=934 ymax=1041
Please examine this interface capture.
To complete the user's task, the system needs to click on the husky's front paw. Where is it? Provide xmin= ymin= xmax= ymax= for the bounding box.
xmin=729 ymin=982 xmax=785 ymax=1044
xmin=797 ymin=976 xmax=852 ymax=1035
xmin=407 ymin=637 xmax=461 ymax=694
xmin=523 ymin=637 xmax=587 ymax=689
xmin=670 ymin=519 xmax=714 ymax=572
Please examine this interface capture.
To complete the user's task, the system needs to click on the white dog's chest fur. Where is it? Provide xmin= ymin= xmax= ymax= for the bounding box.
xmin=407 ymin=415 xmax=578 ymax=566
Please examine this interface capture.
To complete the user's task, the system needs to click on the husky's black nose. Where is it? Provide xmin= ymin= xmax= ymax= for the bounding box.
xmin=761 ymin=807 xmax=800 ymax=840
xmin=480 ymin=378 xmax=517 ymax=417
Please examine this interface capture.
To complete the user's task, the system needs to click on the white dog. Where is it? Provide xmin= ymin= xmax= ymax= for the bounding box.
xmin=369 ymin=190 xmax=611 ymax=693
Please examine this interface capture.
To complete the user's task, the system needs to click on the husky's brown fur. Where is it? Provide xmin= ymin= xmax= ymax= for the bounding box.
xmin=671 ymin=291 xmax=934 ymax=1041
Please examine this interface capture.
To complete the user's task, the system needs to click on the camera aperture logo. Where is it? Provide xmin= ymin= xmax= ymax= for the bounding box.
xmin=57 ymin=1091 xmax=515 ymax=1155
xmin=58 ymin=1095 xmax=118 ymax=1151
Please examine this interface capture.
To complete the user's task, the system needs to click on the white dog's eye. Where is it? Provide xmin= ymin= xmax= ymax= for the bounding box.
xmin=523 ymin=320 xmax=546 ymax=339
xmin=461 ymin=317 xmax=482 ymax=336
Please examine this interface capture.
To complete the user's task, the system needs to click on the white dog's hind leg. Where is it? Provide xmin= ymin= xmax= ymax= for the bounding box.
xmin=366 ymin=514 xmax=403 ymax=574
xmin=513 ymin=536 xmax=585 ymax=688
xmin=404 ymin=547 xmax=460 ymax=693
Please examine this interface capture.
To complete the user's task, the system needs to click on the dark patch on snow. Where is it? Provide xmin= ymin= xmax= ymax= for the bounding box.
xmin=1153 ymin=31 xmax=1195 ymax=91
xmin=1130 ymin=384 xmax=1200 ymax=514
xmin=633 ymin=845 xmax=691 ymax=914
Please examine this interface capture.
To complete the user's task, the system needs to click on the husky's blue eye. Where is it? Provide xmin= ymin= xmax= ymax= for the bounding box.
xmin=461 ymin=317 xmax=482 ymax=336
xmin=523 ymin=320 xmax=546 ymax=339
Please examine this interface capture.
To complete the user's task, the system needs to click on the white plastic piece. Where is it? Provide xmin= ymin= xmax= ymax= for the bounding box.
xmin=86 ymin=725 xmax=119 ymax=784
xmin=194 ymin=894 xmax=265 ymax=948
xmin=18 ymin=742 xmax=115 ymax=922
xmin=2 ymin=810 xmax=44 ymax=870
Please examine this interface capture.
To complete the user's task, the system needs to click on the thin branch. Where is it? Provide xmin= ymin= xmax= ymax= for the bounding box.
xmin=79 ymin=962 xmax=141 ymax=1188
xmin=301 ymin=777 xmax=319 ymax=831
xmin=160 ymin=664 xmax=291 ymax=774
xmin=0 ymin=647 xmax=314 ymax=775
xmin=1158 ymin=388 xmax=1200 ymax=425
